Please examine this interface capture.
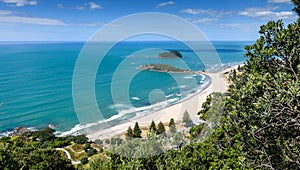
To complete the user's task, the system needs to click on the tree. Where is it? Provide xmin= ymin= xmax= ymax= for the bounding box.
xmin=169 ymin=118 xmax=176 ymax=133
xmin=293 ymin=0 xmax=300 ymax=15
xmin=182 ymin=110 xmax=193 ymax=127
xmin=73 ymin=134 xmax=88 ymax=144
xmin=125 ymin=126 xmax=133 ymax=139
xmin=149 ymin=120 xmax=157 ymax=132
xmin=157 ymin=121 xmax=165 ymax=135
xmin=33 ymin=127 xmax=55 ymax=142
xmin=87 ymin=148 xmax=97 ymax=157
xmin=133 ymin=122 xmax=142 ymax=138
xmin=83 ymin=143 xmax=91 ymax=152
xmin=94 ymin=139 xmax=103 ymax=145
xmin=80 ymin=157 xmax=88 ymax=165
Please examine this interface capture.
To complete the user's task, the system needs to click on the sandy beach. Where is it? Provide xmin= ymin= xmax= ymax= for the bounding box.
xmin=87 ymin=65 xmax=240 ymax=140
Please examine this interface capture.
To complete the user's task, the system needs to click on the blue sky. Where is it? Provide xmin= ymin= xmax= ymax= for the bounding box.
xmin=0 ymin=0 xmax=297 ymax=41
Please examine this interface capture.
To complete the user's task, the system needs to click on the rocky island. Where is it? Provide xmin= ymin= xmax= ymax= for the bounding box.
xmin=138 ymin=64 xmax=193 ymax=73
xmin=157 ymin=50 xmax=183 ymax=58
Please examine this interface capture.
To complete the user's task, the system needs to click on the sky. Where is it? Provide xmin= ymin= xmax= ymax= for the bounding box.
xmin=0 ymin=0 xmax=298 ymax=41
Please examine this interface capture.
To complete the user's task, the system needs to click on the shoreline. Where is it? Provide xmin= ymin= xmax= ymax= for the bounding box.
xmin=86 ymin=64 xmax=240 ymax=140
xmin=1 ymin=64 xmax=242 ymax=139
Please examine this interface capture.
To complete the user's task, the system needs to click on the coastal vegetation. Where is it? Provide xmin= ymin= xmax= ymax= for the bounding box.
xmin=85 ymin=1 xmax=299 ymax=168
xmin=1 ymin=1 xmax=300 ymax=169
xmin=138 ymin=64 xmax=192 ymax=73
xmin=157 ymin=50 xmax=183 ymax=58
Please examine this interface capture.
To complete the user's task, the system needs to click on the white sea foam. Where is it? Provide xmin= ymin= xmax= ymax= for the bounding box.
xmin=179 ymin=85 xmax=187 ymax=89
xmin=58 ymin=76 xmax=212 ymax=137
xmin=183 ymin=76 xmax=193 ymax=79
xmin=131 ymin=97 xmax=140 ymax=100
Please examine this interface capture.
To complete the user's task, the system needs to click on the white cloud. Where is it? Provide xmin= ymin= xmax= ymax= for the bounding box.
xmin=268 ymin=0 xmax=292 ymax=4
xmin=191 ymin=18 xmax=218 ymax=24
xmin=0 ymin=10 xmax=66 ymax=25
xmin=74 ymin=6 xmax=85 ymax=10
xmin=88 ymin=1 xmax=101 ymax=9
xmin=0 ymin=0 xmax=37 ymax=6
xmin=0 ymin=10 xmax=15 ymax=15
xmin=156 ymin=1 xmax=175 ymax=8
xmin=73 ymin=1 xmax=102 ymax=10
xmin=181 ymin=9 xmax=215 ymax=15
xmin=239 ymin=7 xmax=296 ymax=20
xmin=180 ymin=8 xmax=231 ymax=17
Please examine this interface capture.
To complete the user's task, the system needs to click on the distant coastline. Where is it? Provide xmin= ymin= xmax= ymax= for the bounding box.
xmin=138 ymin=64 xmax=206 ymax=74
xmin=0 ymin=41 xmax=246 ymax=137
xmin=86 ymin=64 xmax=240 ymax=140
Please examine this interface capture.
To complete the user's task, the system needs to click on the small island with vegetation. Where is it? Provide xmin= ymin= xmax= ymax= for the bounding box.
xmin=157 ymin=50 xmax=183 ymax=58
xmin=138 ymin=64 xmax=194 ymax=73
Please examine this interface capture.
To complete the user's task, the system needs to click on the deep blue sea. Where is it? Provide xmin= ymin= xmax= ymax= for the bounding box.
xmin=0 ymin=41 xmax=251 ymax=135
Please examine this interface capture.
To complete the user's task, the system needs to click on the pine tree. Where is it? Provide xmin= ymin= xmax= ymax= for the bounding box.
xmin=157 ymin=121 xmax=166 ymax=134
xmin=133 ymin=122 xmax=142 ymax=138
xmin=237 ymin=65 xmax=242 ymax=72
xmin=182 ymin=110 xmax=193 ymax=127
xmin=149 ymin=120 xmax=156 ymax=132
xmin=169 ymin=118 xmax=176 ymax=133
xmin=125 ymin=126 xmax=133 ymax=139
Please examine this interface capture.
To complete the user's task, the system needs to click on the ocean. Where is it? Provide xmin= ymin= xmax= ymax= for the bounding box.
xmin=0 ymin=41 xmax=251 ymax=135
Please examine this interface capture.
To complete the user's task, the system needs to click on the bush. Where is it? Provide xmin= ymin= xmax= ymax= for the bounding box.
xmin=73 ymin=135 xmax=88 ymax=144
xmin=87 ymin=148 xmax=97 ymax=157
xmin=80 ymin=157 xmax=88 ymax=164
xmin=83 ymin=143 xmax=91 ymax=152
xmin=110 ymin=138 xmax=123 ymax=145
xmin=94 ymin=139 xmax=103 ymax=145
xmin=33 ymin=127 xmax=56 ymax=142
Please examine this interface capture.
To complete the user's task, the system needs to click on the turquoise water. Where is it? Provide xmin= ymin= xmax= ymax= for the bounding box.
xmin=0 ymin=41 xmax=250 ymax=135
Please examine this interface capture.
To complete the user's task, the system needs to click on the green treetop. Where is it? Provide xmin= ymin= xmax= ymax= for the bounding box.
xmin=133 ymin=122 xmax=142 ymax=138
xmin=149 ymin=120 xmax=156 ymax=132
xmin=182 ymin=110 xmax=193 ymax=127
xmin=169 ymin=118 xmax=176 ymax=133
xmin=157 ymin=121 xmax=166 ymax=134
xmin=125 ymin=126 xmax=133 ymax=139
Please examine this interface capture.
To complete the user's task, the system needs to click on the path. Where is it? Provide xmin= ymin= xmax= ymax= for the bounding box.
xmin=55 ymin=148 xmax=81 ymax=165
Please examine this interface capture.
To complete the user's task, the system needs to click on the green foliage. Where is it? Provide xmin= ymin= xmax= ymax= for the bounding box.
xmin=189 ymin=123 xmax=205 ymax=138
xmin=89 ymin=155 xmax=111 ymax=170
xmin=0 ymin=140 xmax=73 ymax=170
xmin=33 ymin=127 xmax=55 ymax=142
xmin=133 ymin=122 xmax=142 ymax=138
xmin=182 ymin=110 xmax=193 ymax=127
xmin=293 ymin=0 xmax=300 ymax=15
xmin=73 ymin=134 xmax=88 ymax=144
xmin=168 ymin=118 xmax=176 ymax=133
xmin=110 ymin=138 xmax=123 ymax=145
xmin=104 ymin=139 xmax=110 ymax=144
xmin=86 ymin=3 xmax=300 ymax=168
xmin=0 ymin=143 xmax=19 ymax=170
xmin=80 ymin=157 xmax=88 ymax=165
xmin=125 ymin=126 xmax=134 ymax=139
xmin=149 ymin=120 xmax=157 ymax=132
xmin=198 ymin=94 xmax=212 ymax=119
xmin=139 ymin=64 xmax=190 ymax=73
xmin=158 ymin=50 xmax=183 ymax=58
xmin=108 ymin=133 xmax=164 ymax=160
xmin=157 ymin=121 xmax=166 ymax=135
xmin=87 ymin=148 xmax=97 ymax=157
xmin=83 ymin=143 xmax=91 ymax=152
xmin=49 ymin=138 xmax=71 ymax=148
xmin=94 ymin=139 xmax=103 ymax=145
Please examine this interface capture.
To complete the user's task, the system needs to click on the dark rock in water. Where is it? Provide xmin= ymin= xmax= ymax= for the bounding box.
xmin=157 ymin=50 xmax=183 ymax=58
xmin=9 ymin=126 xmax=32 ymax=136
